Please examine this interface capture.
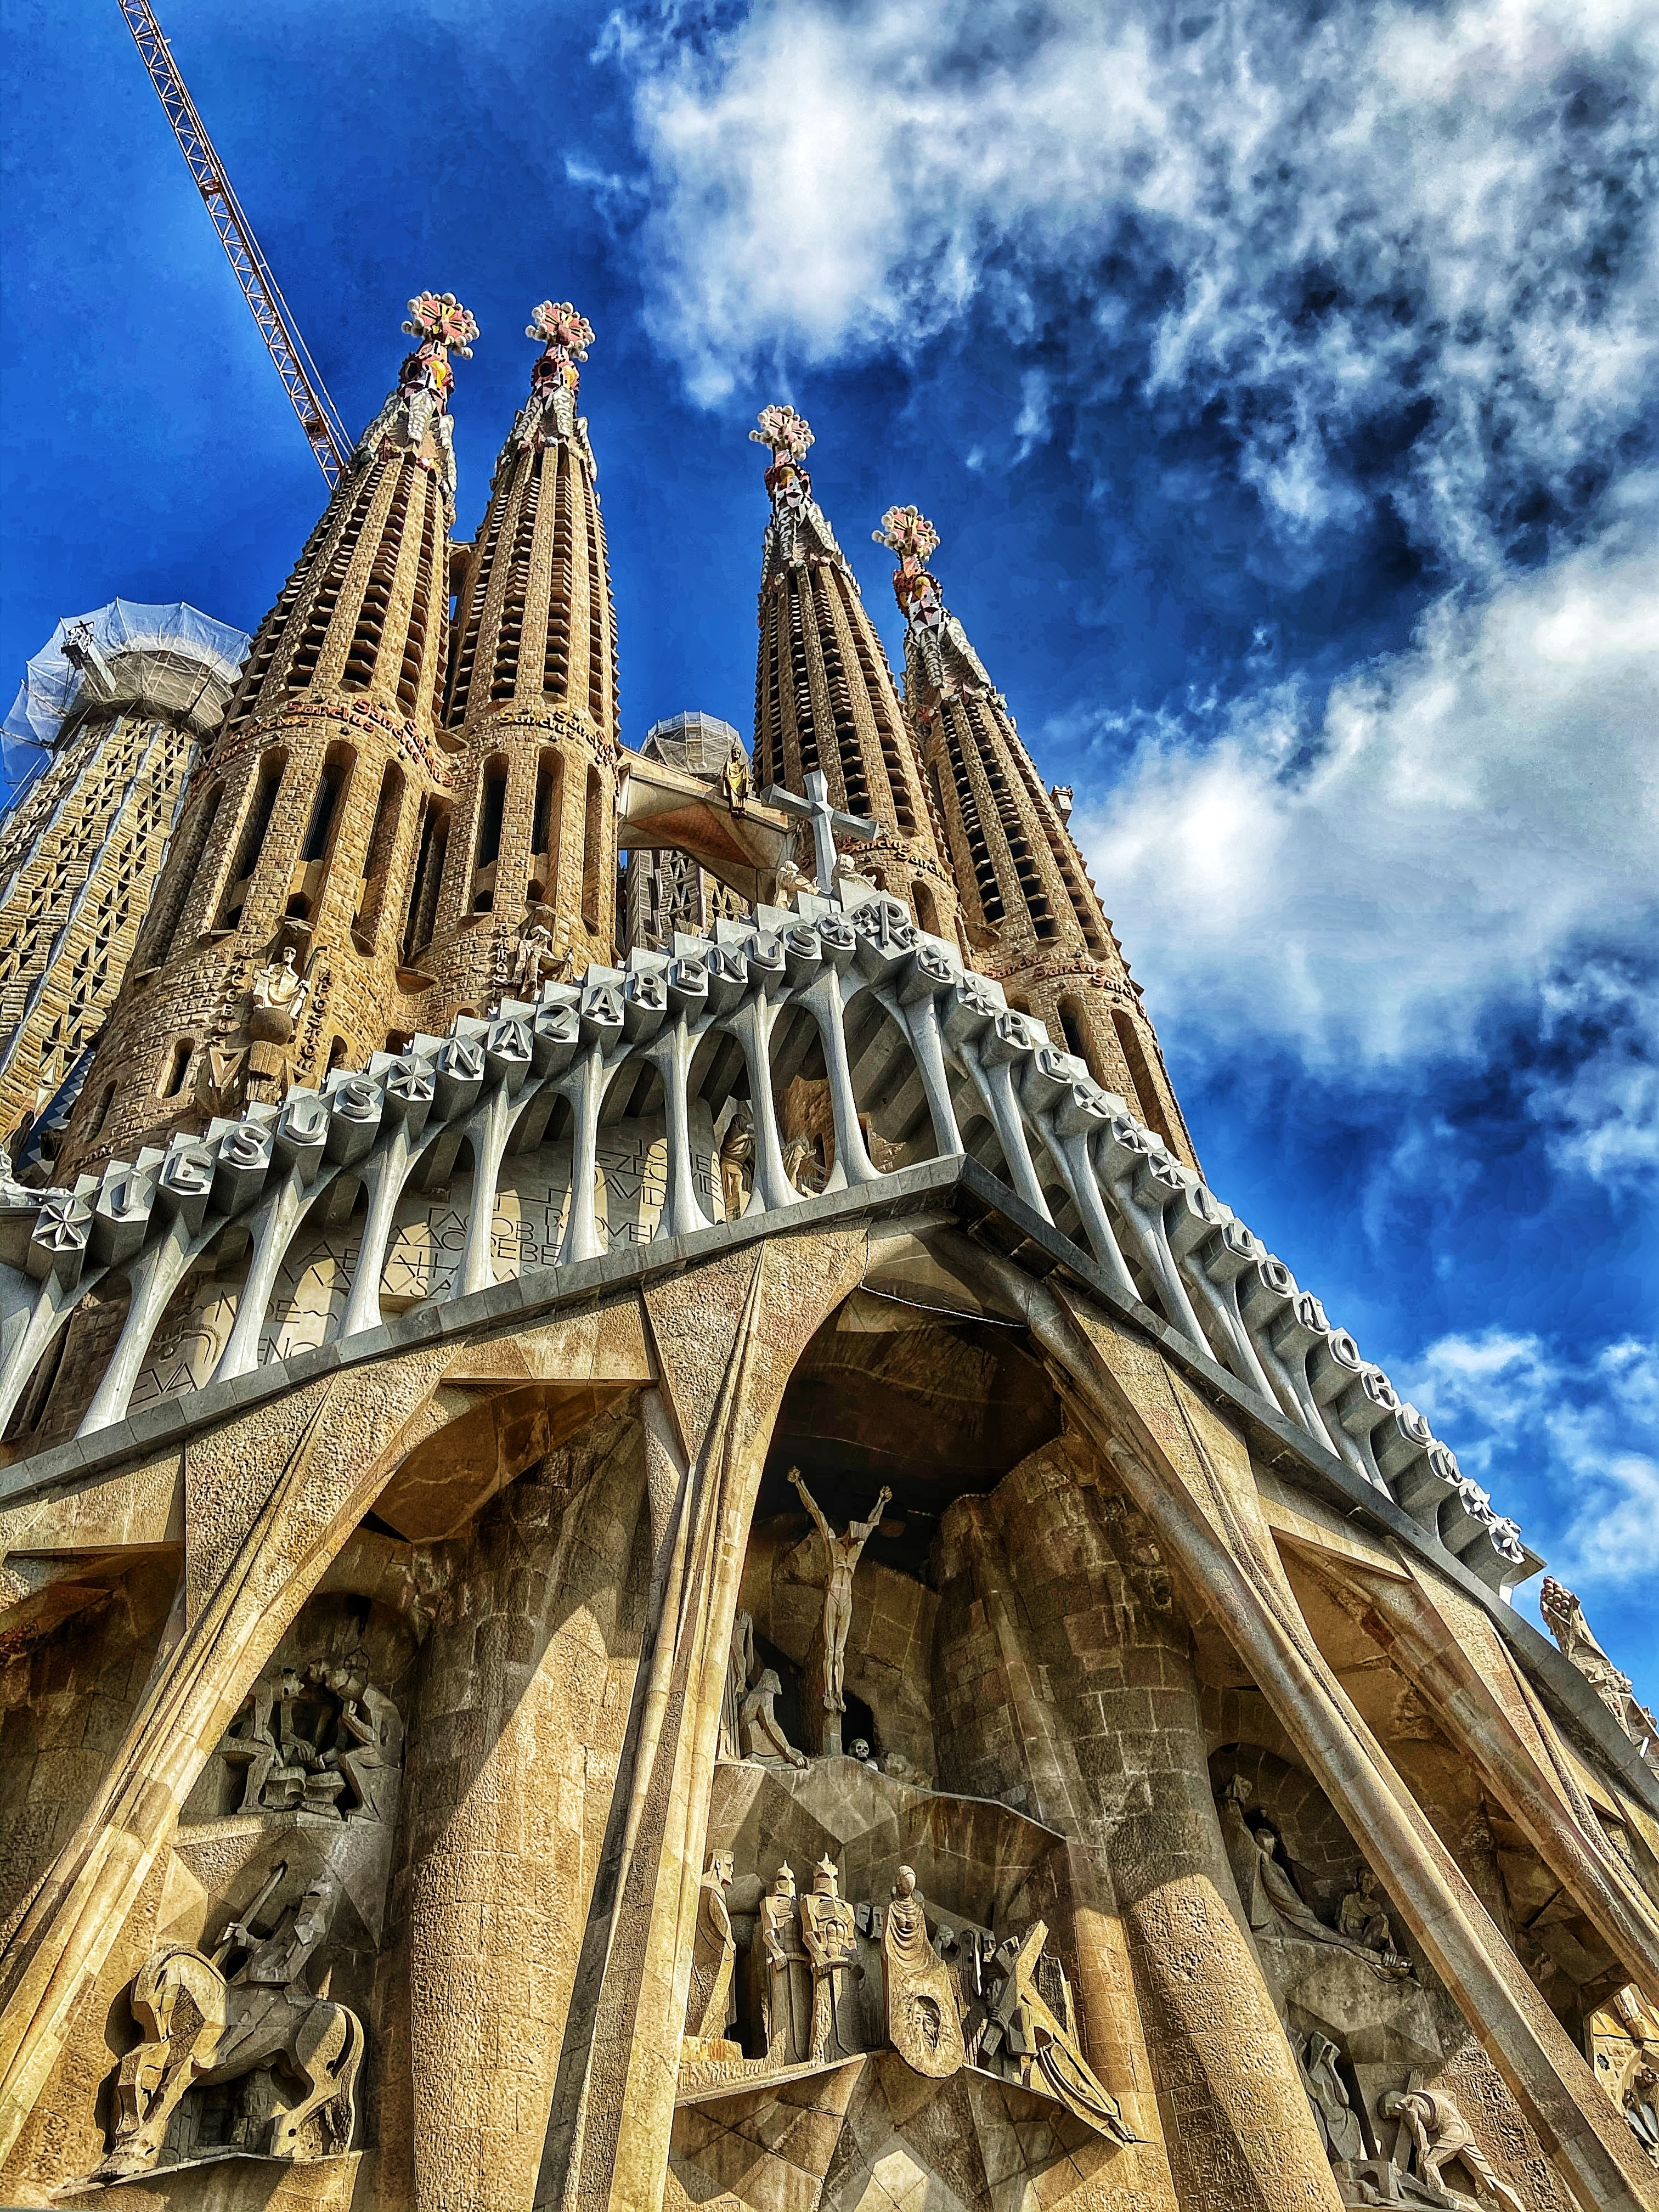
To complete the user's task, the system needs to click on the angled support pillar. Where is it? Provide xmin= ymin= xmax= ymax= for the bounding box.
xmin=0 ymin=1347 xmax=453 ymax=2173
xmin=1003 ymin=1268 xmax=1659 ymax=2212
xmin=534 ymin=1227 xmax=867 ymax=2212
xmin=1319 ymin=1547 xmax=1659 ymax=2012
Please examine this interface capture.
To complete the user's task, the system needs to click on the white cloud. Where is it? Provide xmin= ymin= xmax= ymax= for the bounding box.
xmin=1402 ymin=1328 xmax=1659 ymax=1595
xmin=1070 ymin=524 xmax=1659 ymax=1097
xmin=609 ymin=0 xmax=1659 ymax=574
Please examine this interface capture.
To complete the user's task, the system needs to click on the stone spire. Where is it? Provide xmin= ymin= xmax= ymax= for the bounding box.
xmin=221 ymin=290 xmax=476 ymax=741
xmin=879 ymin=505 xmax=1197 ymax=1166
xmin=750 ymin=410 xmax=957 ymax=940
xmin=432 ymin=302 xmax=622 ymax=1004
xmin=56 ymin=294 xmax=479 ymax=1176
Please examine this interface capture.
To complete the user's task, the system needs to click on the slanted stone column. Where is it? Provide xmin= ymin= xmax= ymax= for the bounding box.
xmin=947 ymin=1446 xmax=1338 ymax=2211
xmin=1011 ymin=1273 xmax=1659 ymax=2212
xmin=1325 ymin=1549 xmax=1659 ymax=2012
xmin=533 ymin=1228 xmax=868 ymax=2212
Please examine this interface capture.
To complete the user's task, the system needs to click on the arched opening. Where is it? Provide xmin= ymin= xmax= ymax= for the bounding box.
xmin=402 ymin=797 xmax=451 ymax=962
xmin=84 ymin=1081 xmax=117 ymax=1143
xmin=913 ymin=881 xmax=941 ymax=938
xmin=580 ymin=765 xmax=604 ymax=930
xmin=325 ymin=1035 xmax=350 ymax=1076
xmin=1057 ymin=994 xmax=1107 ymax=1088
xmin=160 ymin=1038 xmax=194 ymax=1100
xmin=217 ymin=749 xmax=287 ymax=931
xmin=529 ymin=749 xmax=560 ymax=912
xmin=286 ymin=743 xmax=356 ymax=923
xmin=353 ymin=762 xmax=405 ymax=953
xmin=470 ymin=756 xmax=510 ymax=915
xmin=1111 ymin=1008 xmax=1176 ymax=1151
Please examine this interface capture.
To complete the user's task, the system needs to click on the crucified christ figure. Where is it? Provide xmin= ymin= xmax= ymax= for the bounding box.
xmin=787 ymin=1468 xmax=891 ymax=1714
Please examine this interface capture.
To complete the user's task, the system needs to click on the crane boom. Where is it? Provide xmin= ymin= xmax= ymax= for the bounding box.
xmin=116 ymin=0 xmax=352 ymax=487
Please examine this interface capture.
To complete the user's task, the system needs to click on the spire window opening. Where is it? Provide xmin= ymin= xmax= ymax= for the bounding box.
xmin=470 ymin=758 xmax=510 ymax=913
xmin=398 ymin=476 xmax=438 ymax=715
xmin=141 ymin=780 xmax=221 ymax=966
xmin=217 ymin=750 xmax=287 ymax=930
xmin=286 ymin=743 xmax=355 ymax=926
xmin=288 ymin=462 xmax=383 ymax=689
xmin=941 ymin=711 xmax=1002 ymax=926
xmin=228 ymin=511 xmax=328 ymax=728
xmin=528 ymin=751 xmax=561 ymax=911
xmin=345 ymin=462 xmax=414 ymax=692
xmin=581 ymin=764 xmax=605 ymax=930
xmin=402 ymin=797 xmax=451 ymax=961
xmin=587 ymin=498 xmax=616 ymax=731
xmin=352 ymin=763 xmax=405 ymax=953
xmin=544 ymin=449 xmax=573 ymax=699
xmin=786 ymin=577 xmax=820 ymax=777
xmin=447 ymin=478 xmax=510 ymax=727
xmin=490 ymin=454 xmax=542 ymax=703
xmin=1111 ymin=1008 xmax=1177 ymax=1152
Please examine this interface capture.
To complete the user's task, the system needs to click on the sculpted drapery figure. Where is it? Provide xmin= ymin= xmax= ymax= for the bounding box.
xmin=882 ymin=1866 xmax=968 ymax=2079
xmin=720 ymin=1607 xmax=756 ymax=1760
xmin=738 ymin=1667 xmax=808 ymax=1767
xmin=786 ymin=1467 xmax=891 ymax=1717
xmin=1294 ymin=2030 xmax=1364 ymax=2164
xmin=685 ymin=1850 xmax=738 ymax=2046
xmin=1380 ymin=2087 xmax=1527 ymax=2211
xmin=759 ymin=1863 xmax=813 ymax=2067
xmin=1245 ymin=1824 xmax=1412 ymax=1978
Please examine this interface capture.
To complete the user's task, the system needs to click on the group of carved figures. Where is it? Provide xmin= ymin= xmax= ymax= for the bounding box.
xmin=684 ymin=1852 xmax=1139 ymax=2146
xmin=80 ymin=1658 xmax=400 ymax=2183
xmin=1220 ymin=1778 xmax=1537 ymax=2210
xmin=222 ymin=1660 xmax=402 ymax=1822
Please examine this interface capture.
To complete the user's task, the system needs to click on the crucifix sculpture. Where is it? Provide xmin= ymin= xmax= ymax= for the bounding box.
xmin=761 ymin=770 xmax=878 ymax=895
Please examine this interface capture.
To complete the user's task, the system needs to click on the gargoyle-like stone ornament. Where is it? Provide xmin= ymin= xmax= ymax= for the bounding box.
xmin=1379 ymin=2086 xmax=1527 ymax=2211
xmin=91 ymin=1871 xmax=363 ymax=2182
xmin=1542 ymin=1576 xmax=1659 ymax=1770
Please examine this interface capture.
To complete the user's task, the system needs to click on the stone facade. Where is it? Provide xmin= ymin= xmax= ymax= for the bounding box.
xmin=2 ymin=310 xmax=1657 ymax=2212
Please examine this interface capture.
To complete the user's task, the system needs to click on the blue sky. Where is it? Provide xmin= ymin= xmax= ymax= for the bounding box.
xmin=3 ymin=0 xmax=1656 ymax=1693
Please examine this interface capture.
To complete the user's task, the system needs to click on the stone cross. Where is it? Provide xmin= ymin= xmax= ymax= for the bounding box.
xmin=761 ymin=770 xmax=878 ymax=893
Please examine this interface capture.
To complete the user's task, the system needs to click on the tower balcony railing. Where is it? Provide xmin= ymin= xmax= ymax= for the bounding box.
xmin=0 ymin=882 xmax=1537 ymax=1602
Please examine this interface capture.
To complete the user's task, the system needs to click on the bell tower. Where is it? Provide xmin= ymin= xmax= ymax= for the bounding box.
xmin=430 ymin=302 xmax=622 ymax=1007
xmin=57 ymin=291 xmax=477 ymax=1175
xmin=881 ymin=505 xmax=1198 ymax=1166
xmin=749 ymin=408 xmax=957 ymax=941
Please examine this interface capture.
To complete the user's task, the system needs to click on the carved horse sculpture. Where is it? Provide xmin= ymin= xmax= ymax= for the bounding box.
xmin=94 ymin=1876 xmax=362 ymax=2180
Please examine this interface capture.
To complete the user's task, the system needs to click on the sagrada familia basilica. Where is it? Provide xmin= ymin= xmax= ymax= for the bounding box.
xmin=0 ymin=292 xmax=1656 ymax=2212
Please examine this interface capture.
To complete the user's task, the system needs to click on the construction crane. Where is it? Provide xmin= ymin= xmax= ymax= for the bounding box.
xmin=116 ymin=0 xmax=352 ymax=488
